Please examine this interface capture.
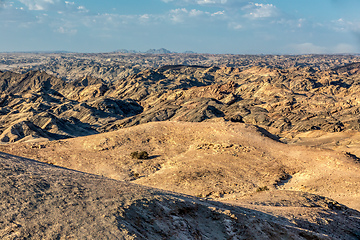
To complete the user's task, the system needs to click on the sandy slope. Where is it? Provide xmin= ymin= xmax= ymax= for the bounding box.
xmin=1 ymin=121 xmax=359 ymax=212
xmin=3 ymin=152 xmax=360 ymax=239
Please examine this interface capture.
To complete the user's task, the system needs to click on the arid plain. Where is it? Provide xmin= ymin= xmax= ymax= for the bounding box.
xmin=0 ymin=52 xmax=360 ymax=239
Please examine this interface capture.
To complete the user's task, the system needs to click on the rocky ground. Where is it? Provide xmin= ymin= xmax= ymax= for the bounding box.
xmin=1 ymin=53 xmax=360 ymax=239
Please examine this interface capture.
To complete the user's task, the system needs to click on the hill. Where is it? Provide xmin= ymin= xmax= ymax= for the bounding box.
xmin=1 ymin=149 xmax=360 ymax=239
xmin=1 ymin=121 xmax=359 ymax=211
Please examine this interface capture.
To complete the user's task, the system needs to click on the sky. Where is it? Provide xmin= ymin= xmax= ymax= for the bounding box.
xmin=1 ymin=0 xmax=360 ymax=54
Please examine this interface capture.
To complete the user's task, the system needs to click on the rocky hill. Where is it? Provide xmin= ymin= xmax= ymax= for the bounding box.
xmin=2 ymin=63 xmax=360 ymax=146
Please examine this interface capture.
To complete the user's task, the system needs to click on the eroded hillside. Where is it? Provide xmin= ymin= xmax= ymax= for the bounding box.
xmin=2 ymin=62 xmax=360 ymax=146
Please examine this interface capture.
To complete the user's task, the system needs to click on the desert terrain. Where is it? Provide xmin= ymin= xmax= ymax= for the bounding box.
xmin=0 ymin=52 xmax=360 ymax=239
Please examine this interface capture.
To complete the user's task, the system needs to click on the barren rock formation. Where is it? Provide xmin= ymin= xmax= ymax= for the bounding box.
xmin=2 ymin=62 xmax=360 ymax=145
xmin=0 ymin=70 xmax=142 ymax=142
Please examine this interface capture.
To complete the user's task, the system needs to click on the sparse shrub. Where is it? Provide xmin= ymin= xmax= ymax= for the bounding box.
xmin=130 ymin=151 xmax=138 ymax=159
xmin=130 ymin=151 xmax=149 ymax=159
xmin=256 ymin=186 xmax=269 ymax=192
xmin=139 ymin=151 xmax=149 ymax=159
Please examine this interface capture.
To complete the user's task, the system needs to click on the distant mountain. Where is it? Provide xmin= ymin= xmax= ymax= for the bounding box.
xmin=145 ymin=48 xmax=173 ymax=54
xmin=183 ymin=50 xmax=196 ymax=54
xmin=115 ymin=49 xmax=138 ymax=54
xmin=114 ymin=48 xmax=173 ymax=54
xmin=113 ymin=48 xmax=196 ymax=54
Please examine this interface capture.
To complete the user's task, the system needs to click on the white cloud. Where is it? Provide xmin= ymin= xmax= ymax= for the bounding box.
xmin=4 ymin=0 xmax=90 ymax=34
xmin=243 ymin=3 xmax=278 ymax=19
xmin=330 ymin=18 xmax=360 ymax=33
xmin=163 ymin=0 xmax=218 ymax=3
xmin=17 ymin=0 xmax=88 ymax=13
xmin=0 ymin=1 xmax=13 ymax=9
xmin=56 ymin=26 xmax=77 ymax=34
xmin=161 ymin=0 xmax=245 ymax=6
xmin=196 ymin=0 xmax=227 ymax=4
xmin=297 ymin=18 xmax=306 ymax=28
xmin=211 ymin=11 xmax=224 ymax=16
xmin=140 ymin=14 xmax=150 ymax=20
xmin=168 ymin=7 xmax=226 ymax=23
xmin=169 ymin=8 xmax=189 ymax=22
xmin=77 ymin=5 xmax=88 ymax=13
xmin=189 ymin=9 xmax=204 ymax=17
xmin=0 ymin=2 xmax=39 ymax=27
xmin=272 ymin=18 xmax=308 ymax=31
xmin=169 ymin=8 xmax=204 ymax=22
xmin=81 ymin=13 xmax=152 ymax=30
xmin=19 ymin=0 xmax=60 ymax=11
xmin=229 ymin=22 xmax=242 ymax=30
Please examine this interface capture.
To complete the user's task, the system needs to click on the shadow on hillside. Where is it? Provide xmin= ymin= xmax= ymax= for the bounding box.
xmin=125 ymin=191 xmax=360 ymax=239
xmin=255 ymin=126 xmax=281 ymax=142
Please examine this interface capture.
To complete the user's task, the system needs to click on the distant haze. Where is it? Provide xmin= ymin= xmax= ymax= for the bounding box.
xmin=1 ymin=0 xmax=360 ymax=54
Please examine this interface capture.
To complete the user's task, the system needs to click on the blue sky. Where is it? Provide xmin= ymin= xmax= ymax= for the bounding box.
xmin=1 ymin=0 xmax=360 ymax=54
